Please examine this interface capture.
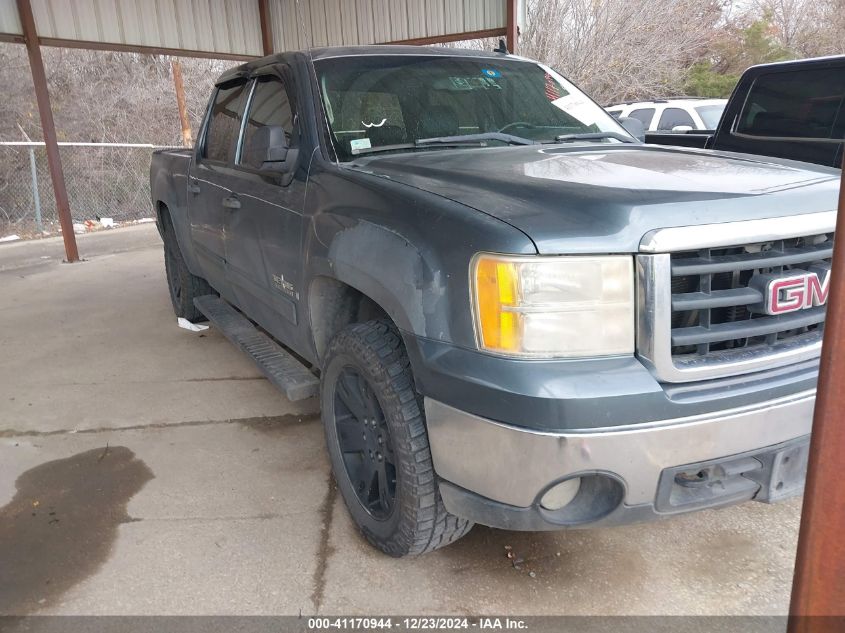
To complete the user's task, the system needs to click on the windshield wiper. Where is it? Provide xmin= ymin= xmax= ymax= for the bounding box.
xmin=349 ymin=132 xmax=538 ymax=157
xmin=416 ymin=132 xmax=537 ymax=146
xmin=350 ymin=142 xmax=470 ymax=156
xmin=552 ymin=132 xmax=635 ymax=144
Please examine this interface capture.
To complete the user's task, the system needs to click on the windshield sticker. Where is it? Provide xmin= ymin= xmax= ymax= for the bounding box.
xmin=350 ymin=138 xmax=371 ymax=152
xmin=449 ymin=77 xmax=472 ymax=90
xmin=481 ymin=68 xmax=501 ymax=78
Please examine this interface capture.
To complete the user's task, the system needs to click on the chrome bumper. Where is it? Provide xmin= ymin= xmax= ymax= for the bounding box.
xmin=425 ymin=390 xmax=815 ymax=509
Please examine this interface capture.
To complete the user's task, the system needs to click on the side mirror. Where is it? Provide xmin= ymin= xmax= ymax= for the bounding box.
xmin=672 ymin=125 xmax=694 ymax=133
xmin=243 ymin=125 xmax=289 ymax=172
xmin=618 ymin=116 xmax=645 ymax=143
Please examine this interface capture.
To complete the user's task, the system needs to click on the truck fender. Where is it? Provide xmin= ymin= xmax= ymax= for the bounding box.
xmin=323 ymin=220 xmax=450 ymax=338
xmin=152 ymin=170 xmax=202 ymax=276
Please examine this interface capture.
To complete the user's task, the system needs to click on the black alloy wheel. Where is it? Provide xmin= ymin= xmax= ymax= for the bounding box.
xmin=333 ymin=366 xmax=397 ymax=520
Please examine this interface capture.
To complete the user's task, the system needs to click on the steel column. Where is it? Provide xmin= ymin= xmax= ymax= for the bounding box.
xmin=27 ymin=148 xmax=42 ymax=234
xmin=15 ymin=0 xmax=79 ymax=262
xmin=506 ymin=0 xmax=518 ymax=54
xmin=171 ymin=61 xmax=192 ymax=147
xmin=258 ymin=0 xmax=273 ymax=57
xmin=787 ymin=153 xmax=845 ymax=631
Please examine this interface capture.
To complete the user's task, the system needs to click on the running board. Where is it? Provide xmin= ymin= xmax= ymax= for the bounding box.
xmin=193 ymin=295 xmax=319 ymax=402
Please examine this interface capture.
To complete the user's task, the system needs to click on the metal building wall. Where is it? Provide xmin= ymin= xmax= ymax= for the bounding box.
xmin=0 ymin=0 xmax=264 ymax=56
xmin=0 ymin=0 xmax=20 ymax=34
xmin=270 ymin=0 xmax=505 ymax=50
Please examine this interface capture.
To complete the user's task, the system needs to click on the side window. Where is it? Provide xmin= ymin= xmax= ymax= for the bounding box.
xmin=628 ymin=108 xmax=655 ymax=128
xmin=240 ymin=77 xmax=295 ymax=170
xmin=736 ymin=69 xmax=845 ymax=140
xmin=658 ymin=107 xmax=696 ymax=131
xmin=203 ymin=82 xmax=248 ymax=163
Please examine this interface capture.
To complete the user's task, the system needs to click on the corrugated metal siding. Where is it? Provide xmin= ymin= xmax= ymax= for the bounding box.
xmin=268 ymin=0 xmax=506 ymax=51
xmin=0 ymin=0 xmax=263 ymax=56
xmin=0 ymin=0 xmax=506 ymax=55
xmin=0 ymin=0 xmax=22 ymax=35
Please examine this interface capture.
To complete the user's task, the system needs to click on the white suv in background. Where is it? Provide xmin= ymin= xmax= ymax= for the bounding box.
xmin=606 ymin=98 xmax=727 ymax=132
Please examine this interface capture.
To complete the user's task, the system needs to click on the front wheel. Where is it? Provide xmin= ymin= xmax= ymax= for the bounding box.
xmin=320 ymin=320 xmax=473 ymax=556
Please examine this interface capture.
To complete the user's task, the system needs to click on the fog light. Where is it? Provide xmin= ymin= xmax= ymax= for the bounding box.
xmin=540 ymin=478 xmax=581 ymax=510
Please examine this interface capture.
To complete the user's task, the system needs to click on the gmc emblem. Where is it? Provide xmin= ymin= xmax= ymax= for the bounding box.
xmin=750 ymin=263 xmax=831 ymax=315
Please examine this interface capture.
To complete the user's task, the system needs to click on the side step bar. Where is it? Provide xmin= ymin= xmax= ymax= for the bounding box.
xmin=193 ymin=295 xmax=319 ymax=402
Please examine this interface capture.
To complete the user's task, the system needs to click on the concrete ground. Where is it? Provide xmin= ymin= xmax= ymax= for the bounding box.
xmin=0 ymin=225 xmax=802 ymax=616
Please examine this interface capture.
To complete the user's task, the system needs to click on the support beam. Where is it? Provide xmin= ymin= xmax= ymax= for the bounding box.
xmin=171 ymin=61 xmax=192 ymax=147
xmin=391 ymin=27 xmax=506 ymax=47
xmin=16 ymin=0 xmax=79 ymax=262
xmin=258 ymin=0 xmax=273 ymax=57
xmin=788 ymin=153 xmax=845 ymax=631
xmin=506 ymin=0 xmax=518 ymax=54
xmin=36 ymin=37 xmax=255 ymax=61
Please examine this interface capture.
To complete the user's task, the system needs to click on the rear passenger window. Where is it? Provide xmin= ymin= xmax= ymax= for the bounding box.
xmin=628 ymin=108 xmax=655 ymax=128
xmin=736 ymin=69 xmax=845 ymax=140
xmin=203 ymin=82 xmax=248 ymax=163
xmin=658 ymin=108 xmax=696 ymax=131
xmin=240 ymin=77 xmax=295 ymax=170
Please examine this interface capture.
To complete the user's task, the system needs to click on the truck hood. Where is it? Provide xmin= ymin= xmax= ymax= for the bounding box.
xmin=348 ymin=144 xmax=840 ymax=253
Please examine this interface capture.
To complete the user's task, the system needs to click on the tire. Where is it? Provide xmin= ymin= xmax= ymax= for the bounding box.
xmin=320 ymin=319 xmax=473 ymax=557
xmin=160 ymin=210 xmax=214 ymax=321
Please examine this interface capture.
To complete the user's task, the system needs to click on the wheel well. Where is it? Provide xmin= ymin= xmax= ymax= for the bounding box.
xmin=155 ymin=201 xmax=171 ymax=239
xmin=309 ymin=277 xmax=390 ymax=361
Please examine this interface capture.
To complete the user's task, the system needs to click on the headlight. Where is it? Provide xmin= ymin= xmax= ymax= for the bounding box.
xmin=471 ymin=254 xmax=635 ymax=358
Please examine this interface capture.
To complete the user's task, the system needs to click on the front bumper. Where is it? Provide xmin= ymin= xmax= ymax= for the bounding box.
xmin=426 ymin=390 xmax=814 ymax=530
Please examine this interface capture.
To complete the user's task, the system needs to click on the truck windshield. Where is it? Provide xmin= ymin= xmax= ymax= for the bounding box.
xmin=314 ymin=55 xmax=631 ymax=161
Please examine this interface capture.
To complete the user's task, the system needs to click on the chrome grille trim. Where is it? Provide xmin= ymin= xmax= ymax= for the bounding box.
xmin=637 ymin=229 xmax=831 ymax=384
xmin=640 ymin=210 xmax=837 ymax=253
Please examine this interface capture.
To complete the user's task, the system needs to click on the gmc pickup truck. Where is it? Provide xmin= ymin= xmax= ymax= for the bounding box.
xmin=150 ymin=46 xmax=841 ymax=557
xmin=645 ymin=55 xmax=845 ymax=168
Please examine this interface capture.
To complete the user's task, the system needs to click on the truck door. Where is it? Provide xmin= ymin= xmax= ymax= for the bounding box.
xmin=188 ymin=79 xmax=250 ymax=301
xmin=224 ymin=70 xmax=306 ymax=349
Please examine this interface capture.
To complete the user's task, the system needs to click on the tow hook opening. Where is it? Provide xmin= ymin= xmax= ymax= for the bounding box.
xmin=656 ymin=438 xmax=810 ymax=514
xmin=674 ymin=469 xmax=710 ymax=488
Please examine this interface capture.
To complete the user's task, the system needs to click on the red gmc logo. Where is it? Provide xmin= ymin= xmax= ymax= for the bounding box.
xmin=752 ymin=264 xmax=831 ymax=315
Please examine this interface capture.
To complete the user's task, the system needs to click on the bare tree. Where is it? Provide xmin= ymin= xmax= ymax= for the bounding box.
xmin=749 ymin=0 xmax=845 ymax=57
xmin=0 ymin=43 xmax=236 ymax=144
xmin=520 ymin=0 xmax=727 ymax=104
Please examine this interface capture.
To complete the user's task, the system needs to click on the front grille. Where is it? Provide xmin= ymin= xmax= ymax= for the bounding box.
xmin=668 ymin=232 xmax=832 ymax=361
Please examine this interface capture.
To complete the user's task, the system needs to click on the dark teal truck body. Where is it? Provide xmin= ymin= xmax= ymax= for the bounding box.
xmin=150 ymin=46 xmax=840 ymax=552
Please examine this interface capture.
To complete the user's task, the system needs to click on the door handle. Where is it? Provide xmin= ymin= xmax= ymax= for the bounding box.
xmin=222 ymin=196 xmax=241 ymax=210
xmin=188 ymin=182 xmax=201 ymax=194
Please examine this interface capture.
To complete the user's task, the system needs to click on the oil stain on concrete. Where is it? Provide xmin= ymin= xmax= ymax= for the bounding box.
xmin=0 ymin=446 xmax=153 ymax=614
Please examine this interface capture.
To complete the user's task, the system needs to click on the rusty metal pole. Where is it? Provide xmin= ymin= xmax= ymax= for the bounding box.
xmin=16 ymin=0 xmax=79 ymax=262
xmin=506 ymin=0 xmax=518 ymax=54
xmin=171 ymin=60 xmax=192 ymax=147
xmin=258 ymin=0 xmax=274 ymax=57
xmin=787 ymin=153 xmax=845 ymax=632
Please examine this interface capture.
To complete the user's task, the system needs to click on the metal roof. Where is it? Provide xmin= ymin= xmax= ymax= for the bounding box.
xmin=0 ymin=0 xmax=509 ymax=58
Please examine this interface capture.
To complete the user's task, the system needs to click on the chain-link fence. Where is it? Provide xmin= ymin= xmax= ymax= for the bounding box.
xmin=0 ymin=142 xmax=174 ymax=238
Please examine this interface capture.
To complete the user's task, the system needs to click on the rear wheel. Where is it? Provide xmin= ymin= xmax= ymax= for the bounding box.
xmin=160 ymin=210 xmax=213 ymax=321
xmin=320 ymin=319 xmax=473 ymax=556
